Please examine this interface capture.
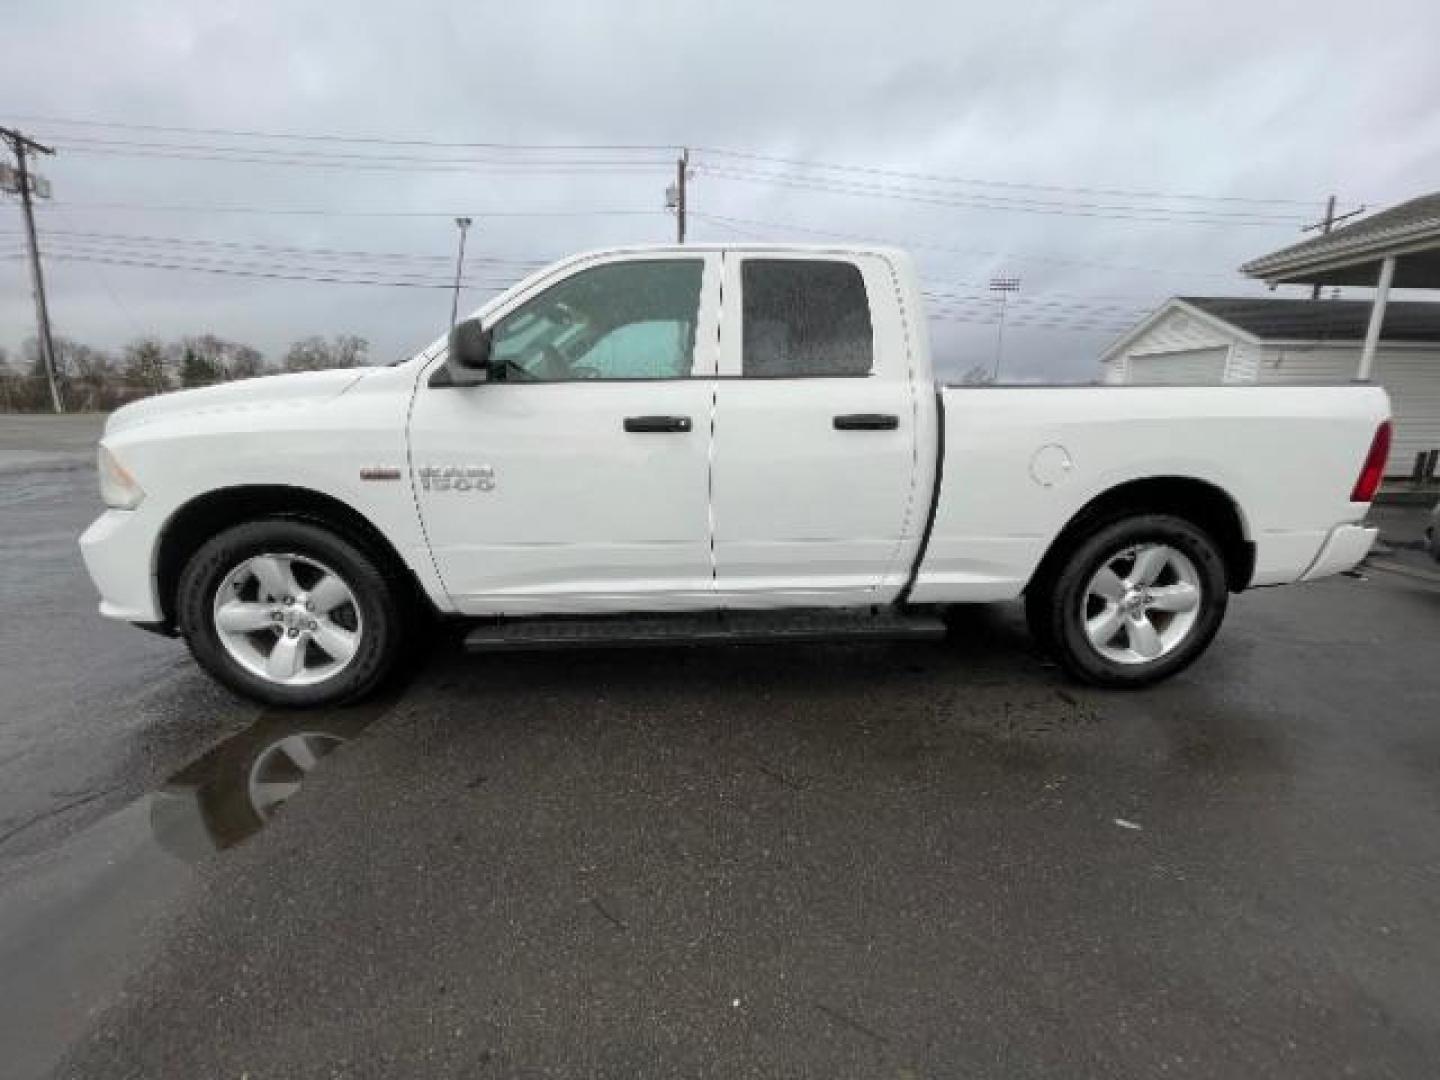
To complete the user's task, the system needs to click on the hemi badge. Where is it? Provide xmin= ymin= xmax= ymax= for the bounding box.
xmin=359 ymin=467 xmax=403 ymax=481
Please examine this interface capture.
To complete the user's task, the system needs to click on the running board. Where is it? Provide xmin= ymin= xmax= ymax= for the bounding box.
xmin=462 ymin=609 xmax=946 ymax=653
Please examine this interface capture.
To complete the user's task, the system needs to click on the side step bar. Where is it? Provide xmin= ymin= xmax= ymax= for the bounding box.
xmin=463 ymin=609 xmax=946 ymax=653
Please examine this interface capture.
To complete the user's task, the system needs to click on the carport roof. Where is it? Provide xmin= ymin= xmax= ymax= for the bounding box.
xmin=1179 ymin=296 xmax=1440 ymax=342
xmin=1241 ymin=192 xmax=1440 ymax=287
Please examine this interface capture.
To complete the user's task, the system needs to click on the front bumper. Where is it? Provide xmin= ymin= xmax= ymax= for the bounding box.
xmin=79 ymin=508 xmax=164 ymax=624
xmin=1299 ymin=523 xmax=1378 ymax=582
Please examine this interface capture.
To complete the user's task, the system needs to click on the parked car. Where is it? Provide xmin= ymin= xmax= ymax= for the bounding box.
xmin=1428 ymin=498 xmax=1440 ymax=562
xmin=80 ymin=245 xmax=1392 ymax=707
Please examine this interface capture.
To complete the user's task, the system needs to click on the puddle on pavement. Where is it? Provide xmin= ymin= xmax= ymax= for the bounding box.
xmin=0 ymin=697 xmax=395 ymax=1079
xmin=149 ymin=698 xmax=391 ymax=859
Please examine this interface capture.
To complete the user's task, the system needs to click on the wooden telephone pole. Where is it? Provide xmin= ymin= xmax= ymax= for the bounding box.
xmin=670 ymin=148 xmax=689 ymax=244
xmin=0 ymin=125 xmax=61 ymax=412
xmin=1304 ymin=194 xmax=1366 ymax=300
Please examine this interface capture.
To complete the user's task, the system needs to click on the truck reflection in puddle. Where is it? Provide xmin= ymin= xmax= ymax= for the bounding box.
xmin=149 ymin=698 xmax=394 ymax=858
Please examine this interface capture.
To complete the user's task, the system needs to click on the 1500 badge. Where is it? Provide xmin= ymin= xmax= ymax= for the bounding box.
xmin=417 ymin=465 xmax=496 ymax=492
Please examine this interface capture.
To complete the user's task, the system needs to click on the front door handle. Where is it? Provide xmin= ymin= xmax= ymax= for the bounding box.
xmin=833 ymin=413 xmax=899 ymax=431
xmin=624 ymin=415 xmax=693 ymax=433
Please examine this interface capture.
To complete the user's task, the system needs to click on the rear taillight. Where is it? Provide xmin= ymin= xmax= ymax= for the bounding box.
xmin=1350 ymin=420 xmax=1392 ymax=503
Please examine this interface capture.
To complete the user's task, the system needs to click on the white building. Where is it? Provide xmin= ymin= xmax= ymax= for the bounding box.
xmin=1103 ymin=191 xmax=1440 ymax=479
xmin=1100 ymin=297 xmax=1440 ymax=476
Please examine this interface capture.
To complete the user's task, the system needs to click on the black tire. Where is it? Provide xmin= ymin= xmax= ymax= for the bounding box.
xmin=177 ymin=518 xmax=407 ymax=708
xmin=1024 ymin=581 xmax=1059 ymax=658
xmin=1030 ymin=514 xmax=1228 ymax=688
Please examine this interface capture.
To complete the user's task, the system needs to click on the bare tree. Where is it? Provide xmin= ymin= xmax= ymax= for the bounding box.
xmin=177 ymin=334 xmax=269 ymax=383
xmin=283 ymin=334 xmax=371 ymax=372
xmin=1 ymin=332 xmax=348 ymax=412
xmin=225 ymin=344 xmax=266 ymax=380
xmin=18 ymin=336 xmax=121 ymax=409
xmin=123 ymin=338 xmax=171 ymax=394
xmin=330 ymin=334 xmax=369 ymax=368
xmin=177 ymin=343 xmax=221 ymax=388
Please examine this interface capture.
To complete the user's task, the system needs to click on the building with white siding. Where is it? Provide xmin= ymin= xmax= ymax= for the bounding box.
xmin=1101 ymin=297 xmax=1440 ymax=477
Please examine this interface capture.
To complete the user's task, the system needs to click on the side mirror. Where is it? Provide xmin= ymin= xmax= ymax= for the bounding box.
xmin=446 ymin=319 xmax=492 ymax=384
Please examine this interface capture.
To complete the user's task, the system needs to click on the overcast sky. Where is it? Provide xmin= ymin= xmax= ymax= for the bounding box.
xmin=3 ymin=0 xmax=1439 ymax=382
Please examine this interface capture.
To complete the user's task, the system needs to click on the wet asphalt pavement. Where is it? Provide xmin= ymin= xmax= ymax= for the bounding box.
xmin=3 ymin=416 xmax=1440 ymax=1078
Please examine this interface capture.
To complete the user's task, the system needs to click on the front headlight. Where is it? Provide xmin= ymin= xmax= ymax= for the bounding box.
xmin=98 ymin=445 xmax=145 ymax=509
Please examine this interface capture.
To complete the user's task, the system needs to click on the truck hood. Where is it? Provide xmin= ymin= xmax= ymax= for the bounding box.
xmin=105 ymin=368 xmax=374 ymax=436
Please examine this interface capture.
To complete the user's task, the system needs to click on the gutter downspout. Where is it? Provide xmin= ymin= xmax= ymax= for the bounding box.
xmin=1357 ymin=255 xmax=1395 ymax=382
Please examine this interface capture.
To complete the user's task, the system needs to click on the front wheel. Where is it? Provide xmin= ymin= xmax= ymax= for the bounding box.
xmin=1030 ymin=514 xmax=1229 ymax=688
xmin=177 ymin=519 xmax=406 ymax=707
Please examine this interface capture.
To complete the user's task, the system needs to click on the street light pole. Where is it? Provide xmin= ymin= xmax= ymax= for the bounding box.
xmin=450 ymin=216 xmax=473 ymax=327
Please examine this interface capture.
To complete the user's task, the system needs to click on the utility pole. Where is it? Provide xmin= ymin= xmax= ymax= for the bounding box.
xmin=450 ymin=216 xmax=473 ymax=327
xmin=1310 ymin=196 xmax=1335 ymax=300
xmin=1 ymin=126 xmax=61 ymax=413
xmin=1303 ymin=194 xmax=1365 ymax=300
xmin=989 ymin=275 xmax=1020 ymax=382
xmin=669 ymin=148 xmax=689 ymax=244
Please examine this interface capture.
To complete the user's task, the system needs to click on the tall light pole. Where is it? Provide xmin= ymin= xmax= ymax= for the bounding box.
xmin=989 ymin=275 xmax=1020 ymax=382
xmin=450 ymin=216 xmax=473 ymax=327
xmin=1 ymin=125 xmax=61 ymax=412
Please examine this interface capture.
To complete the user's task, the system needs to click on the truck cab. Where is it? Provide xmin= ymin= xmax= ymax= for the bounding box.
xmin=413 ymin=246 xmax=934 ymax=614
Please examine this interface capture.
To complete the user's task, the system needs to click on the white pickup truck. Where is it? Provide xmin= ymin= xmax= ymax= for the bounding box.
xmin=81 ymin=244 xmax=1391 ymax=707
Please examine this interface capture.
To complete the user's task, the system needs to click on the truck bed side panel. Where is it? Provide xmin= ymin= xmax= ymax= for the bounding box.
xmin=910 ymin=384 xmax=1390 ymax=603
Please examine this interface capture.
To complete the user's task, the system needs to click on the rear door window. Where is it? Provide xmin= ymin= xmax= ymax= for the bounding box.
xmin=741 ymin=259 xmax=873 ymax=377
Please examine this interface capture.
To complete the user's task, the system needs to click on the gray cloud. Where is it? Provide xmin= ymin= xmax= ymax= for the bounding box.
xmin=3 ymin=0 xmax=1438 ymax=380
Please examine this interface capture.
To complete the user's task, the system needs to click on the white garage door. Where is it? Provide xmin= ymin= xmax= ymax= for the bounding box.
xmin=1127 ymin=347 xmax=1228 ymax=385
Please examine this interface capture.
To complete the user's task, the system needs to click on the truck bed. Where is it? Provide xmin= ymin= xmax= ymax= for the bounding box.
xmin=909 ymin=383 xmax=1391 ymax=603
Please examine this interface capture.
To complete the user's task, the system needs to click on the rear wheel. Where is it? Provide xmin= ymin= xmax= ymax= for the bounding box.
xmin=1030 ymin=514 xmax=1228 ymax=688
xmin=177 ymin=519 xmax=406 ymax=707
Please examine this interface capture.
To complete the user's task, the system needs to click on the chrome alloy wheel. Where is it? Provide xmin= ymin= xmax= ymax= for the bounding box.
xmin=1082 ymin=542 xmax=1202 ymax=665
xmin=212 ymin=553 xmax=363 ymax=687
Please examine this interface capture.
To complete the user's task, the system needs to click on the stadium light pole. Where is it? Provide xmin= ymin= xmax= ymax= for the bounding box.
xmin=990 ymin=275 xmax=1020 ymax=382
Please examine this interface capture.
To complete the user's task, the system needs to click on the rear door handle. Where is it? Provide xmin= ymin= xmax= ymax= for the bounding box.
xmin=624 ymin=415 xmax=693 ymax=433
xmin=833 ymin=413 xmax=899 ymax=431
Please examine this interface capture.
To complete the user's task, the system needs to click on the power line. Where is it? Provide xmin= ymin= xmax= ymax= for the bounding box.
xmin=695 ymin=166 xmax=1310 ymax=222
xmin=39 ymin=200 xmax=664 ymax=219
xmin=0 ymin=227 xmax=550 ymax=267
xmin=53 ymin=142 xmax=673 ymax=175
xmin=11 ymin=115 xmax=1321 ymax=208
xmin=10 ymin=114 xmax=681 ymax=152
xmin=924 ymin=282 xmax=1162 ymax=303
xmin=698 ymin=167 xmax=1307 ymax=225
xmin=688 ymin=210 xmax=1245 ymax=280
xmin=921 ymin=288 xmax=1153 ymax=316
xmin=49 ymin=135 xmax=673 ymax=166
xmin=929 ymin=309 xmax=1132 ymax=333
xmin=694 ymin=147 xmax=1321 ymax=207
xmin=932 ymin=305 xmax=1134 ymax=328
xmin=679 ymin=209 xmax=1165 ymax=308
xmin=695 ymin=166 xmax=1308 ymax=226
xmin=2 ymin=249 xmax=521 ymax=290
xmin=0 ymin=247 xmax=1147 ymax=324
xmin=29 ymin=243 xmax=515 ymax=285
